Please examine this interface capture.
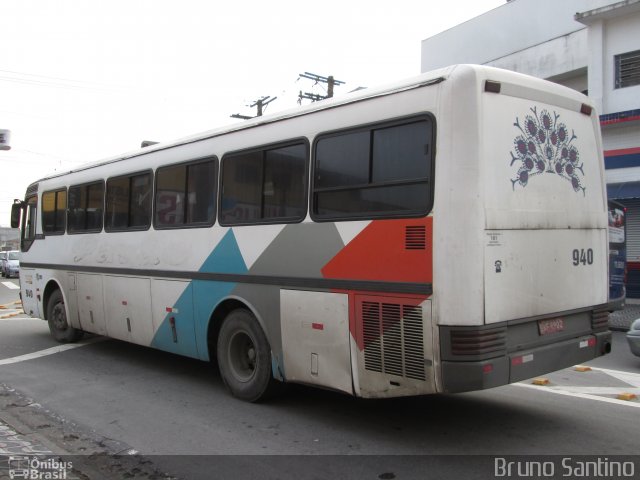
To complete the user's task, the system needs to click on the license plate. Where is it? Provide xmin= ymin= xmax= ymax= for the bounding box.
xmin=538 ymin=317 xmax=565 ymax=335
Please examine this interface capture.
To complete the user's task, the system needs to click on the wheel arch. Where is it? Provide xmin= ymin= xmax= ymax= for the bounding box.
xmin=42 ymin=279 xmax=64 ymax=320
xmin=206 ymin=295 xmax=267 ymax=363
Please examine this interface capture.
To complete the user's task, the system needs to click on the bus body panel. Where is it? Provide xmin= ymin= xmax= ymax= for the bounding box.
xmin=431 ymin=66 xmax=485 ymax=328
xmin=484 ymin=228 xmax=607 ymax=323
xmin=18 ymin=268 xmax=39 ymax=318
xmin=480 ymin=71 xmax=608 ymax=325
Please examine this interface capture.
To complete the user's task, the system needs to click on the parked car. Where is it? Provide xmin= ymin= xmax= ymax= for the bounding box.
xmin=0 ymin=251 xmax=8 ymax=277
xmin=1 ymin=250 xmax=20 ymax=278
xmin=628 ymin=318 xmax=640 ymax=358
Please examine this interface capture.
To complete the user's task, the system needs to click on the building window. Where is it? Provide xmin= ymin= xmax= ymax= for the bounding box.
xmin=615 ymin=50 xmax=640 ymax=89
xmin=155 ymin=158 xmax=217 ymax=228
xmin=312 ymin=117 xmax=434 ymax=220
xmin=220 ymin=142 xmax=307 ymax=225
xmin=105 ymin=172 xmax=152 ymax=231
xmin=42 ymin=189 xmax=67 ymax=234
xmin=67 ymin=182 xmax=104 ymax=233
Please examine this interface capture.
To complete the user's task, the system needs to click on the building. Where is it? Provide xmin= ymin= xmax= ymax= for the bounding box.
xmin=421 ymin=0 xmax=640 ymax=295
xmin=0 ymin=227 xmax=20 ymax=251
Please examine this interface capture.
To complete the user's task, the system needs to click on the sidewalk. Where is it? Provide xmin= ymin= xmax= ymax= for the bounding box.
xmin=609 ymin=298 xmax=640 ymax=331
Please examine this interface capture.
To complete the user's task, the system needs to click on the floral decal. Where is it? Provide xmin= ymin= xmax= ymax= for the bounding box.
xmin=510 ymin=107 xmax=585 ymax=195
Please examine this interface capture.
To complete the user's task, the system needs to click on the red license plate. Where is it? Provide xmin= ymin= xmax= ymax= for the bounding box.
xmin=538 ymin=317 xmax=565 ymax=335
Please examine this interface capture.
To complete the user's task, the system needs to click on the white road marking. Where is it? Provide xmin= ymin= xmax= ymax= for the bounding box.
xmin=589 ymin=366 xmax=640 ymax=387
xmin=1 ymin=281 xmax=19 ymax=290
xmin=514 ymin=367 xmax=640 ymax=409
xmin=0 ymin=337 xmax=106 ymax=366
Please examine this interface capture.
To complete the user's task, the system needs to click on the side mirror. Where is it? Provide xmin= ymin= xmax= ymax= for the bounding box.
xmin=10 ymin=201 xmax=23 ymax=229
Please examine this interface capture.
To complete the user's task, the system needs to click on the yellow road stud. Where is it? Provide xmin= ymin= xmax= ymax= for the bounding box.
xmin=532 ymin=378 xmax=550 ymax=386
xmin=617 ymin=393 xmax=638 ymax=401
xmin=574 ymin=365 xmax=592 ymax=372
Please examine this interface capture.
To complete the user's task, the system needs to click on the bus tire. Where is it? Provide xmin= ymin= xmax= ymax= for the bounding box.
xmin=217 ymin=309 xmax=276 ymax=402
xmin=47 ymin=289 xmax=83 ymax=343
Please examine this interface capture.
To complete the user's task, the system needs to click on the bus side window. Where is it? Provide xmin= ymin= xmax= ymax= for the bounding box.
xmin=220 ymin=142 xmax=307 ymax=226
xmin=312 ymin=117 xmax=434 ymax=221
xmin=154 ymin=158 xmax=217 ymax=229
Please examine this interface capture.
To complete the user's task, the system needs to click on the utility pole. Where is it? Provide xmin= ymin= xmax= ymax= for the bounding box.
xmin=298 ymin=72 xmax=344 ymax=104
xmin=231 ymin=96 xmax=277 ymax=120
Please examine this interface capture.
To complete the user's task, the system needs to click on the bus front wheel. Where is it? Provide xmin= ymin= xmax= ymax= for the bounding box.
xmin=47 ymin=289 xmax=83 ymax=343
xmin=216 ymin=309 xmax=276 ymax=402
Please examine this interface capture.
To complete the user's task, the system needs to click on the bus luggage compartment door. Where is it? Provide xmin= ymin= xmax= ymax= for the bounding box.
xmin=280 ymin=289 xmax=352 ymax=394
xmin=76 ymin=273 xmax=107 ymax=336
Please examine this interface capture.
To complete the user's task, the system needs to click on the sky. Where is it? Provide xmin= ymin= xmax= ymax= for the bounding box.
xmin=0 ymin=0 xmax=506 ymax=226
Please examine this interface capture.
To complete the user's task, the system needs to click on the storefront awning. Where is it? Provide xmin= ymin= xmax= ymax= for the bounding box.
xmin=608 ymin=182 xmax=640 ymax=200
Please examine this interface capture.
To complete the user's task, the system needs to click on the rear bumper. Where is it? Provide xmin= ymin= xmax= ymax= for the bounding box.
xmin=439 ymin=308 xmax=612 ymax=393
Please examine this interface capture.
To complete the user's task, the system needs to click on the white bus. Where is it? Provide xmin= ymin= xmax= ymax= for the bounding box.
xmin=12 ymin=65 xmax=612 ymax=402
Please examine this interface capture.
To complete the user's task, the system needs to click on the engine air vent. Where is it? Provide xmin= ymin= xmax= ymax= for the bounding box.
xmin=405 ymin=225 xmax=426 ymax=250
xmin=360 ymin=299 xmax=426 ymax=381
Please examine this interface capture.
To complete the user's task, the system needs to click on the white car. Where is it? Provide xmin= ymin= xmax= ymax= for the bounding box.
xmin=628 ymin=318 xmax=640 ymax=358
xmin=2 ymin=250 xmax=20 ymax=278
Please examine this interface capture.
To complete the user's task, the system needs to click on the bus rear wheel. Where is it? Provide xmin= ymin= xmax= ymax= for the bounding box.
xmin=216 ymin=309 xmax=277 ymax=402
xmin=47 ymin=289 xmax=83 ymax=343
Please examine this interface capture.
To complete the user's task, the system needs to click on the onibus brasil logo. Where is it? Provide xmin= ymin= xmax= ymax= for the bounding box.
xmin=6 ymin=456 xmax=74 ymax=479
xmin=510 ymin=107 xmax=585 ymax=195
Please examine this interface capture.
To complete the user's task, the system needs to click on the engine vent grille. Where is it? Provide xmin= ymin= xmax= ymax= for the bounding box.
xmin=361 ymin=300 xmax=426 ymax=381
xmin=405 ymin=225 xmax=426 ymax=250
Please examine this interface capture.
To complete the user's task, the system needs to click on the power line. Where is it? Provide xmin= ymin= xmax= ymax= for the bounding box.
xmin=0 ymin=69 xmax=130 ymax=93
xmin=231 ymin=96 xmax=277 ymax=120
xmin=298 ymin=72 xmax=344 ymax=104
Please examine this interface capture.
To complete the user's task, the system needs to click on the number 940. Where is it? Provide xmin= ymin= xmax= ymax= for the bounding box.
xmin=572 ymin=248 xmax=594 ymax=266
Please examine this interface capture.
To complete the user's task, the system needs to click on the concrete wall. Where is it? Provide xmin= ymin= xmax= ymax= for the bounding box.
xmin=485 ymin=29 xmax=588 ymax=85
xmin=603 ymin=12 xmax=640 ymax=113
xmin=421 ymin=0 xmax=612 ymax=72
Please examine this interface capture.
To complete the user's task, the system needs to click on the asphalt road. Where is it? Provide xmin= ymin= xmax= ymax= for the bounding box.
xmin=1 ymin=280 xmax=639 ymax=479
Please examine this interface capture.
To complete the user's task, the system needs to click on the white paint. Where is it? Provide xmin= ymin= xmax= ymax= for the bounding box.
xmin=513 ymin=367 xmax=640 ymax=409
xmin=233 ymin=224 xmax=285 ymax=269
xmin=590 ymin=366 xmax=640 ymax=387
xmin=514 ymin=382 xmax=640 ymax=409
xmin=1 ymin=282 xmax=20 ymax=290
xmin=334 ymin=221 xmax=369 ymax=246
xmin=0 ymin=337 xmax=105 ymax=366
